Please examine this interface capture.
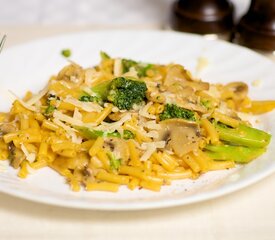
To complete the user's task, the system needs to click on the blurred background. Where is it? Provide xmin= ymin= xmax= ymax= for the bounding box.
xmin=0 ymin=0 xmax=249 ymax=27
xmin=2 ymin=0 xmax=275 ymax=56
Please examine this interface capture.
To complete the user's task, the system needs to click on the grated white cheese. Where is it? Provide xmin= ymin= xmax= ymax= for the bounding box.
xmin=122 ymin=66 xmax=138 ymax=78
xmin=53 ymin=118 xmax=82 ymax=144
xmin=116 ymin=126 xmax=124 ymax=136
xmin=133 ymin=140 xmax=143 ymax=150
xmin=145 ymin=130 xmax=159 ymax=139
xmin=60 ymin=80 xmax=72 ymax=89
xmin=85 ymin=68 xmax=101 ymax=86
xmin=145 ymin=81 xmax=159 ymax=88
xmin=140 ymin=141 xmax=166 ymax=161
xmin=94 ymin=113 xmax=132 ymax=132
xmin=206 ymin=85 xmax=221 ymax=99
xmin=73 ymin=108 xmax=82 ymax=121
xmin=53 ymin=110 xmax=83 ymax=126
xmin=141 ymin=141 xmax=166 ymax=150
xmin=21 ymin=143 xmax=36 ymax=163
xmin=81 ymin=85 xmax=97 ymax=96
xmin=26 ymin=85 xmax=48 ymax=106
xmin=139 ymin=102 xmax=156 ymax=119
xmin=8 ymin=90 xmax=37 ymax=112
xmin=237 ymin=112 xmax=253 ymax=122
xmin=141 ymin=120 xmax=161 ymax=130
xmin=217 ymin=102 xmax=232 ymax=116
xmin=112 ymin=106 xmax=119 ymax=113
xmin=70 ymin=76 xmax=80 ymax=83
xmin=114 ymin=58 xmax=122 ymax=77
xmin=161 ymin=92 xmax=175 ymax=104
xmin=64 ymin=97 xmax=102 ymax=112
xmin=34 ymin=100 xmax=42 ymax=109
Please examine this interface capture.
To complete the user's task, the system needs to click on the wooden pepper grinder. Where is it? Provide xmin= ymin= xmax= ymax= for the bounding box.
xmin=233 ymin=0 xmax=275 ymax=51
xmin=170 ymin=0 xmax=234 ymax=40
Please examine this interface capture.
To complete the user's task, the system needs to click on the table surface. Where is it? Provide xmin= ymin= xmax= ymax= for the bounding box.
xmin=1 ymin=26 xmax=275 ymax=240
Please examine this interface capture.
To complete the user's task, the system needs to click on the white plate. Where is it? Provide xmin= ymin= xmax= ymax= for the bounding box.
xmin=0 ymin=30 xmax=275 ymax=211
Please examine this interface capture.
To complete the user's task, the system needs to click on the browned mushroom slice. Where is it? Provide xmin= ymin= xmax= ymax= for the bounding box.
xmin=159 ymin=119 xmax=200 ymax=157
xmin=164 ymin=64 xmax=209 ymax=91
xmin=103 ymin=138 xmax=130 ymax=164
xmin=67 ymin=152 xmax=89 ymax=170
xmin=167 ymin=85 xmax=194 ymax=96
xmin=0 ymin=122 xmax=17 ymax=134
xmin=164 ymin=64 xmax=191 ymax=86
xmin=225 ymin=82 xmax=248 ymax=100
xmin=188 ymin=81 xmax=209 ymax=91
xmin=56 ymin=63 xmax=85 ymax=84
xmin=177 ymin=99 xmax=207 ymax=113
xmin=108 ymin=112 xmax=127 ymax=121
xmin=8 ymin=143 xmax=25 ymax=169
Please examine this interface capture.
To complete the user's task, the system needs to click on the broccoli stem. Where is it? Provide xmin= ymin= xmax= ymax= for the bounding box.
xmin=91 ymin=80 xmax=112 ymax=101
xmin=75 ymin=127 xmax=134 ymax=140
xmin=204 ymin=144 xmax=266 ymax=163
xmin=107 ymin=152 xmax=121 ymax=170
xmin=100 ymin=51 xmax=111 ymax=60
xmin=215 ymin=123 xmax=271 ymax=148
xmin=75 ymin=127 xmax=120 ymax=139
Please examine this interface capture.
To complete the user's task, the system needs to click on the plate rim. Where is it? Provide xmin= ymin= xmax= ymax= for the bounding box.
xmin=1 ymin=29 xmax=275 ymax=211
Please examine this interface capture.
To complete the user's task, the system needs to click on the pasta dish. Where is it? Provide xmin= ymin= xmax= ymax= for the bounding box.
xmin=0 ymin=52 xmax=273 ymax=192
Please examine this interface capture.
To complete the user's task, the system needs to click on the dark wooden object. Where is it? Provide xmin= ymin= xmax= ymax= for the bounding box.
xmin=170 ymin=0 xmax=234 ymax=36
xmin=234 ymin=0 xmax=275 ymax=51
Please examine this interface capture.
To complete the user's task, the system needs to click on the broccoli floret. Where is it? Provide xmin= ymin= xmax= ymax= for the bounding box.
xmin=107 ymin=77 xmax=147 ymax=110
xmin=93 ymin=77 xmax=146 ymax=110
xmin=159 ymin=104 xmax=196 ymax=121
xmin=122 ymin=59 xmax=153 ymax=77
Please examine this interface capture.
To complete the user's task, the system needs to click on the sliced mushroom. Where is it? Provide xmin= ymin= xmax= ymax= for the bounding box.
xmin=8 ymin=143 xmax=25 ymax=169
xmin=224 ymin=82 xmax=248 ymax=101
xmin=164 ymin=64 xmax=209 ymax=91
xmin=176 ymin=99 xmax=207 ymax=113
xmin=164 ymin=64 xmax=191 ymax=86
xmin=0 ymin=122 xmax=17 ymax=135
xmin=67 ymin=152 xmax=89 ymax=170
xmin=56 ymin=63 xmax=85 ymax=84
xmin=158 ymin=119 xmax=200 ymax=157
xmin=103 ymin=138 xmax=129 ymax=164
xmin=108 ymin=112 xmax=127 ymax=121
xmin=166 ymin=84 xmax=194 ymax=96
